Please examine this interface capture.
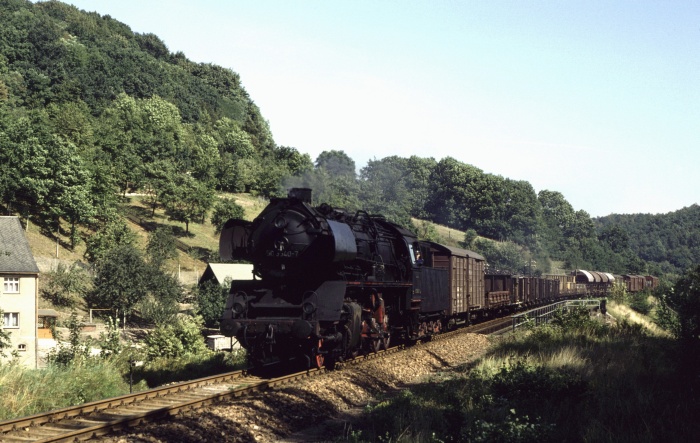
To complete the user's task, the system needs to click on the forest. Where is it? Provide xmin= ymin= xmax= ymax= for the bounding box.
xmin=1 ymin=0 xmax=698 ymax=282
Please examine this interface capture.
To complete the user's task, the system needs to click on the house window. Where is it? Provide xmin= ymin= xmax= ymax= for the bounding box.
xmin=17 ymin=344 xmax=26 ymax=352
xmin=3 ymin=277 xmax=19 ymax=293
xmin=2 ymin=312 xmax=19 ymax=328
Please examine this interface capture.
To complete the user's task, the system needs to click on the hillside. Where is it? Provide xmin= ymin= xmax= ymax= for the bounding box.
xmin=1 ymin=0 xmax=695 ymax=283
xmin=596 ymin=204 xmax=700 ymax=277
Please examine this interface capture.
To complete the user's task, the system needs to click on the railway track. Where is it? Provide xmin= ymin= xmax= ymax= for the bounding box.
xmin=0 ymin=320 xmax=510 ymax=442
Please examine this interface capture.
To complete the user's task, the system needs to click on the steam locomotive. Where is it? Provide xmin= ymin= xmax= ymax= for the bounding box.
xmin=218 ymin=188 xmax=491 ymax=368
xmin=218 ymin=188 xmax=654 ymax=369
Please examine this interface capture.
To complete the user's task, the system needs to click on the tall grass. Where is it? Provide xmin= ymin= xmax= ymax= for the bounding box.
xmin=348 ymin=308 xmax=700 ymax=442
xmin=0 ymin=358 xmax=136 ymax=420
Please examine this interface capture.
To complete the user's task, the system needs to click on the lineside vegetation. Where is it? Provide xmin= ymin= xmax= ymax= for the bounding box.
xmin=345 ymin=292 xmax=700 ymax=443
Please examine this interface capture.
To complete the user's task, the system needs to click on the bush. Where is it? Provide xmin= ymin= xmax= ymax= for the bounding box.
xmin=629 ymin=291 xmax=652 ymax=315
xmin=46 ymin=312 xmax=92 ymax=366
xmin=211 ymin=198 xmax=245 ymax=234
xmin=196 ymin=278 xmax=230 ymax=327
xmin=144 ymin=315 xmax=208 ymax=360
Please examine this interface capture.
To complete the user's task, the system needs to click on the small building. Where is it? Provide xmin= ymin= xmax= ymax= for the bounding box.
xmin=38 ymin=309 xmax=58 ymax=339
xmin=198 ymin=263 xmax=254 ymax=287
xmin=0 ymin=217 xmax=40 ymax=368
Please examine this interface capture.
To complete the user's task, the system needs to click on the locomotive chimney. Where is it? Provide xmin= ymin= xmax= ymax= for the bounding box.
xmin=288 ymin=188 xmax=312 ymax=204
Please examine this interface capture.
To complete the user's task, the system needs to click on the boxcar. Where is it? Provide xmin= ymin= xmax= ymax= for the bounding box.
xmin=624 ymin=275 xmax=646 ymax=293
xmin=425 ymin=243 xmax=485 ymax=321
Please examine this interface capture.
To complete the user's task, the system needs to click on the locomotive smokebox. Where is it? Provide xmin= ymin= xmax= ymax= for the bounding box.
xmin=288 ymin=187 xmax=312 ymax=204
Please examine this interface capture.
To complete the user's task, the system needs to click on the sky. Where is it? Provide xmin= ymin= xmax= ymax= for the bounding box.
xmin=59 ymin=0 xmax=700 ymax=217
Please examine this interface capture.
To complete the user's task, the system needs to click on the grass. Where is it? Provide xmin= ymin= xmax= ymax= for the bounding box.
xmin=346 ymin=306 xmax=700 ymax=443
xmin=0 ymin=341 xmax=248 ymax=421
xmin=0 ymin=357 xmax=139 ymax=420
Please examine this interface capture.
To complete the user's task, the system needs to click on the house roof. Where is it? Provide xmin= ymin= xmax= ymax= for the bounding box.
xmin=0 ymin=217 xmax=40 ymax=274
xmin=199 ymin=263 xmax=254 ymax=286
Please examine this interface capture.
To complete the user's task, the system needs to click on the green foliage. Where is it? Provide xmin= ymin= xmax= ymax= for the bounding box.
xmin=84 ymin=215 xmax=137 ymax=263
xmin=40 ymin=262 xmax=92 ymax=308
xmin=160 ymin=172 xmax=215 ymax=234
xmin=668 ymin=265 xmax=700 ymax=341
xmin=597 ymin=204 xmax=700 ymax=275
xmin=413 ymin=220 xmax=440 ymax=242
xmin=461 ymin=228 xmax=479 ymax=249
xmin=98 ymin=316 xmax=122 ymax=358
xmin=473 ymin=238 xmax=527 ymax=274
xmin=315 ymin=149 xmax=356 ymax=178
xmin=654 ymin=295 xmax=681 ymax=337
xmin=629 ymin=291 xmax=652 ymax=315
xmin=89 ymin=243 xmax=148 ymax=320
xmin=46 ymin=311 xmax=92 ymax=366
xmin=0 ymin=358 xmax=139 ymax=420
xmin=137 ymin=292 xmax=179 ymax=326
xmin=549 ymin=306 xmax=597 ymax=330
xmin=608 ymin=282 xmax=628 ymax=303
xmin=354 ymin=303 xmax=700 ymax=442
xmin=136 ymin=260 xmax=183 ymax=325
xmin=210 ymin=198 xmax=245 ymax=234
xmin=144 ymin=315 xmax=208 ymax=360
xmin=146 ymin=226 xmax=177 ymax=268
xmin=196 ymin=278 xmax=230 ymax=327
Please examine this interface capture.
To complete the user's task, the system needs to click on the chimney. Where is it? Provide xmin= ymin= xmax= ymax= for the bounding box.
xmin=288 ymin=188 xmax=312 ymax=204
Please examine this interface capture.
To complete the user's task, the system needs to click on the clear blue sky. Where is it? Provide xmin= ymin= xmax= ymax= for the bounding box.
xmin=60 ymin=0 xmax=699 ymax=217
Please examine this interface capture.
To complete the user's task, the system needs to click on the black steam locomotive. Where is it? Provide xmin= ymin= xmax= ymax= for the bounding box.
xmin=219 ymin=188 xmax=485 ymax=368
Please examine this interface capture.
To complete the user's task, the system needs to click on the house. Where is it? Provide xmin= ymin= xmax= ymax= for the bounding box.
xmin=0 ymin=216 xmax=40 ymax=368
xmin=198 ymin=263 xmax=254 ymax=287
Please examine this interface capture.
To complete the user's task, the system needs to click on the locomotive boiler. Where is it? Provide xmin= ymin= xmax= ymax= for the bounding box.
xmin=219 ymin=188 xmax=426 ymax=368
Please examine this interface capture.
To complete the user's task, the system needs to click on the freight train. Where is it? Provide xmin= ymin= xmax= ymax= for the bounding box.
xmin=218 ymin=188 xmax=655 ymax=369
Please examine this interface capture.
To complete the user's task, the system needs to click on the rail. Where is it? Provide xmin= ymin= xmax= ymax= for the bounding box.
xmin=511 ymin=299 xmax=604 ymax=331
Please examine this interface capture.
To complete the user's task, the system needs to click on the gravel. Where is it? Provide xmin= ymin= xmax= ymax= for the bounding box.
xmin=98 ymin=332 xmax=492 ymax=443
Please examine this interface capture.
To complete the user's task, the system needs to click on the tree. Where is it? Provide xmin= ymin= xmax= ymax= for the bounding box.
xmin=196 ymin=278 xmax=230 ymax=327
xmin=146 ymin=226 xmax=178 ymax=269
xmin=599 ymin=225 xmax=630 ymax=254
xmin=211 ymin=198 xmax=245 ymax=234
xmin=41 ymin=262 xmax=92 ymax=308
xmin=161 ymin=173 xmax=215 ymax=234
xmin=84 ymin=215 xmax=137 ymax=263
xmin=669 ymin=265 xmax=700 ymax=341
xmin=315 ymin=150 xmax=356 ymax=178
xmin=141 ymin=160 xmax=175 ymax=216
xmin=90 ymin=243 xmax=149 ymax=323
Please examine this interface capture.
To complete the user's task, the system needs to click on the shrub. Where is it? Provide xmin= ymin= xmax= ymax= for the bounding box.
xmin=629 ymin=291 xmax=652 ymax=315
xmin=46 ymin=312 xmax=92 ymax=366
xmin=196 ymin=278 xmax=229 ymax=327
xmin=144 ymin=315 xmax=208 ymax=360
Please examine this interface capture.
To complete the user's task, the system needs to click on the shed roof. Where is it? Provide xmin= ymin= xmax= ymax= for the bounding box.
xmin=38 ymin=309 xmax=59 ymax=317
xmin=0 ymin=217 xmax=39 ymax=274
xmin=199 ymin=263 xmax=254 ymax=286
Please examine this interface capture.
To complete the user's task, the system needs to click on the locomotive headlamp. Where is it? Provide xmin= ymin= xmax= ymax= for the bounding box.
xmin=274 ymin=215 xmax=287 ymax=229
xmin=232 ymin=302 xmax=247 ymax=314
xmin=232 ymin=292 xmax=248 ymax=314
xmin=302 ymin=302 xmax=317 ymax=315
